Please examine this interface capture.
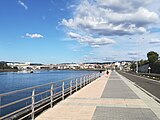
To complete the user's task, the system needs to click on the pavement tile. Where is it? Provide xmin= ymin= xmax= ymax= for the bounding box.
xmin=92 ymin=107 xmax=159 ymax=120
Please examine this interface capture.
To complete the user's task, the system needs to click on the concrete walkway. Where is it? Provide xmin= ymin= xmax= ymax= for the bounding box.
xmin=36 ymin=71 xmax=160 ymax=120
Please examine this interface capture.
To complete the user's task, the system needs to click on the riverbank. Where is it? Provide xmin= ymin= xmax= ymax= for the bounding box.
xmin=0 ymin=68 xmax=105 ymax=73
xmin=0 ymin=69 xmax=18 ymax=72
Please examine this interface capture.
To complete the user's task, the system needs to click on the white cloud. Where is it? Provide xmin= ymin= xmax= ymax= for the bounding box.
xmin=67 ymin=4 xmax=77 ymax=9
xmin=102 ymin=57 xmax=115 ymax=61
xmin=25 ymin=33 xmax=44 ymax=38
xmin=62 ymin=0 xmax=159 ymax=36
xmin=18 ymin=0 xmax=28 ymax=10
xmin=128 ymin=52 xmax=139 ymax=55
xmin=97 ymin=0 xmax=153 ymax=12
xmin=67 ymin=32 xmax=116 ymax=47
xmin=149 ymin=38 xmax=160 ymax=44
xmin=61 ymin=0 xmax=160 ymax=62
xmin=91 ymin=45 xmax=100 ymax=48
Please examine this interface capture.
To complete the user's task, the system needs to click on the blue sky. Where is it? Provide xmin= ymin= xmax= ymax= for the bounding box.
xmin=0 ymin=0 xmax=160 ymax=64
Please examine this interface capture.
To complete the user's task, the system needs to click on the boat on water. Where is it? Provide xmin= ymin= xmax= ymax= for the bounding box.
xmin=18 ymin=70 xmax=34 ymax=73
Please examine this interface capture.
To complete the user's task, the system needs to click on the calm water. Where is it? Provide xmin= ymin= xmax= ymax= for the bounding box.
xmin=0 ymin=70 xmax=96 ymax=94
xmin=0 ymin=70 xmax=97 ymax=117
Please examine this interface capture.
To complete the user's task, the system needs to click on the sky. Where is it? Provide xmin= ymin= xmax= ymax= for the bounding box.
xmin=0 ymin=0 xmax=160 ymax=64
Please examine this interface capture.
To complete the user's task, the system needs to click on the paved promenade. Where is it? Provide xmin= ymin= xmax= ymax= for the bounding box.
xmin=36 ymin=71 xmax=160 ymax=120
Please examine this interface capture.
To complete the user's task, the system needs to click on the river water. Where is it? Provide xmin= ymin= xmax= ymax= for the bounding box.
xmin=0 ymin=70 xmax=97 ymax=117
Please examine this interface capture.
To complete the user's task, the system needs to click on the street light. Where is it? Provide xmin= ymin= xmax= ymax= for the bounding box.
xmin=128 ymin=37 xmax=144 ymax=74
xmin=136 ymin=61 xmax=138 ymax=73
xmin=135 ymin=38 xmax=144 ymax=74
xmin=128 ymin=37 xmax=139 ymax=73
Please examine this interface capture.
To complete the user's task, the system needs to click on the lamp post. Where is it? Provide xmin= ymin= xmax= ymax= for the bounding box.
xmin=136 ymin=61 xmax=138 ymax=73
xmin=135 ymin=38 xmax=144 ymax=74
xmin=129 ymin=37 xmax=144 ymax=74
xmin=129 ymin=37 xmax=139 ymax=73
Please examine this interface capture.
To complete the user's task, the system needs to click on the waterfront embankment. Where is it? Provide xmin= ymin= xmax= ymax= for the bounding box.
xmin=36 ymin=71 xmax=160 ymax=120
xmin=0 ymin=69 xmax=18 ymax=72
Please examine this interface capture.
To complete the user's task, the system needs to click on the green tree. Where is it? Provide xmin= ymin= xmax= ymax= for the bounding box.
xmin=147 ymin=51 xmax=159 ymax=63
xmin=0 ymin=61 xmax=6 ymax=69
xmin=130 ymin=62 xmax=136 ymax=71
xmin=139 ymin=59 xmax=148 ymax=66
xmin=0 ymin=61 xmax=12 ymax=69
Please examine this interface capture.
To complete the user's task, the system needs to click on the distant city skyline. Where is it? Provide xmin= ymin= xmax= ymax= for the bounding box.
xmin=0 ymin=0 xmax=160 ymax=64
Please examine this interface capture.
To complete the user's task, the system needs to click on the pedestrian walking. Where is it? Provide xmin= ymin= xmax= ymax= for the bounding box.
xmin=106 ymin=70 xmax=109 ymax=75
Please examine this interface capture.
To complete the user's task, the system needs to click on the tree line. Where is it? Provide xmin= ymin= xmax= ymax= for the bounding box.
xmin=0 ymin=61 xmax=18 ymax=72
xmin=131 ymin=51 xmax=160 ymax=73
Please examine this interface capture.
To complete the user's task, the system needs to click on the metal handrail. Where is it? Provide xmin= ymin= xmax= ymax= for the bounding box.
xmin=34 ymin=96 xmax=50 ymax=106
xmin=34 ymin=89 xmax=50 ymax=97
xmin=0 ymin=82 xmax=51 ymax=97
xmin=0 ymin=95 xmax=32 ymax=109
xmin=53 ymin=91 xmax=62 ymax=97
xmin=0 ymin=75 xmax=84 ymax=97
xmin=18 ymin=112 xmax=32 ymax=120
xmin=0 ymin=72 xmax=103 ymax=120
xmin=54 ymin=85 xmax=62 ymax=90
xmin=1 ymin=104 xmax=32 ymax=119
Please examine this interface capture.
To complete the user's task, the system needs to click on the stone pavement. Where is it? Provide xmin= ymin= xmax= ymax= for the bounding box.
xmin=35 ymin=71 xmax=160 ymax=120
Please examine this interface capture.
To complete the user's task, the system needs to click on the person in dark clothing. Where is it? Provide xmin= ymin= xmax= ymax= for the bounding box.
xmin=106 ymin=70 xmax=109 ymax=75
